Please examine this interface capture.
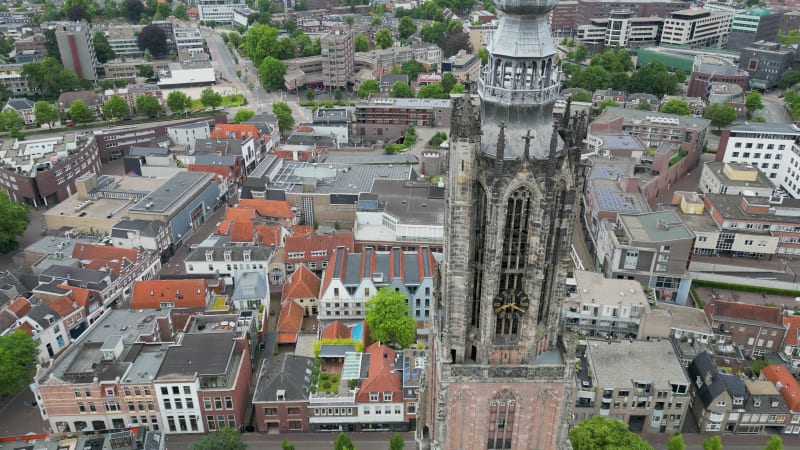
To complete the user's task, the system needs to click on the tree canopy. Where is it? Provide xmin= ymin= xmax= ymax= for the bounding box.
xmin=272 ymin=102 xmax=294 ymax=134
xmin=569 ymin=416 xmax=652 ymax=450
xmin=418 ymin=83 xmax=448 ymax=99
xmin=0 ymin=330 xmax=38 ymax=394
xmin=166 ymin=91 xmax=192 ymax=115
xmin=333 ymin=432 xmax=356 ymax=450
xmin=21 ymin=57 xmax=80 ymax=100
xmin=375 ymin=28 xmax=393 ymax=49
xmin=365 ymin=287 xmax=417 ymax=348
xmin=102 ymin=94 xmax=131 ymax=120
xmin=764 ymin=436 xmax=782 ymax=450
xmin=125 ymin=0 xmax=145 ymax=22
xmin=667 ymin=434 xmax=685 ymax=450
xmin=358 ymin=79 xmax=380 ymax=98
xmin=137 ymin=24 xmax=168 ymax=58
xmin=745 ymin=91 xmax=764 ymax=114
xmin=136 ymin=94 xmax=162 ymax=117
xmin=0 ymin=190 xmax=29 ymax=255
xmin=234 ymin=109 xmax=255 ymax=124
xmin=659 ymin=99 xmax=691 ymax=116
xmin=627 ymin=62 xmax=681 ymax=98
xmin=389 ymin=433 xmax=405 ymax=450
xmin=68 ymin=100 xmax=94 ymax=123
xmin=200 ymin=88 xmax=223 ymax=110
xmin=701 ymin=436 xmax=722 ymax=450
xmin=354 ymin=33 xmax=371 ymax=52
xmin=390 ymin=81 xmax=414 ymax=98
xmin=189 ymin=427 xmax=246 ymax=450
xmin=704 ymin=104 xmax=737 ymax=130
xmin=93 ymin=31 xmax=115 ymax=63
xmin=34 ymin=101 xmax=59 ymax=128
xmin=397 ymin=60 xmax=427 ymax=81
xmin=399 ymin=16 xmax=417 ymax=39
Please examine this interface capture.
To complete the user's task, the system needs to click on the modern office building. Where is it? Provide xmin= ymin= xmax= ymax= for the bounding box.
xmin=660 ymin=8 xmax=734 ymax=48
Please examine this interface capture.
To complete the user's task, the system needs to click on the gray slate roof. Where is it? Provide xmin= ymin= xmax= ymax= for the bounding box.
xmin=6 ymin=97 xmax=34 ymax=110
xmin=157 ymin=332 xmax=236 ymax=379
xmin=0 ymin=271 xmax=27 ymax=307
xmin=253 ymin=353 xmax=314 ymax=403
xmin=231 ymin=270 xmax=268 ymax=302
xmin=111 ymin=219 xmax=168 ymax=238
xmin=688 ymin=351 xmax=746 ymax=409
xmin=185 ymin=246 xmax=273 ymax=263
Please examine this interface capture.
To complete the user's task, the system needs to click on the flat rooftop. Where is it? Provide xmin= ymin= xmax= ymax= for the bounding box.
xmin=157 ymin=332 xmax=236 ymax=379
xmin=357 ymin=97 xmax=452 ymax=109
xmin=667 ymin=204 xmax=719 ymax=233
xmin=45 ymin=176 xmax=166 ymax=223
xmin=706 ymin=193 xmax=800 ymax=224
xmin=571 ymin=270 xmax=649 ymax=307
xmin=268 ymin=161 xmax=414 ymax=195
xmin=0 ymin=131 xmax=82 ymax=170
xmin=371 ymin=180 xmax=444 ymax=226
xmin=705 ymin=162 xmax=775 ymax=190
xmin=129 ymin=172 xmax=213 ymax=216
xmin=657 ymin=303 xmax=711 ymax=334
xmin=588 ymin=160 xmax=649 ymax=215
xmin=588 ymin=339 xmax=689 ymax=388
xmin=619 ymin=210 xmax=694 ymax=242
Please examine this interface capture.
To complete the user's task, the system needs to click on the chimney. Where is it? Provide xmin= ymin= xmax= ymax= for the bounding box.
xmin=705 ymin=370 xmax=713 ymax=385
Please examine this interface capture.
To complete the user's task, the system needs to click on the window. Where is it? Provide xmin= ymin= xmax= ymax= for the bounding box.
xmin=175 ymin=399 xmax=183 ymax=409
xmin=85 ymin=389 xmax=92 ymax=397
xmin=206 ymin=415 xmax=216 ymax=431
xmin=227 ymin=414 xmax=236 ymax=428
xmin=88 ymin=402 xmax=96 ymax=412
xmin=287 ymin=407 xmax=301 ymax=415
xmin=78 ymin=402 xmax=86 ymax=412
xmin=74 ymin=389 xmax=81 ymax=398
xmin=407 ymin=402 xmax=417 ymax=414
xmin=124 ymin=387 xmax=132 ymax=397
xmin=172 ymin=386 xmax=180 ymax=395
xmin=263 ymin=407 xmax=278 ymax=415
xmin=164 ymin=399 xmax=172 ymax=410
xmin=183 ymin=386 xmax=191 ymax=395
xmin=383 ymin=392 xmax=393 ymax=401
xmin=215 ymin=397 xmax=223 ymax=409
xmin=717 ymin=400 xmax=726 ymax=407
xmin=370 ymin=392 xmax=379 ymax=402
xmin=288 ymin=420 xmax=302 ymax=430
xmin=161 ymin=387 xmax=168 ymax=395
xmin=128 ymin=402 xmax=135 ymax=411
xmin=104 ymin=401 xmax=119 ymax=412
xmin=204 ymin=398 xmax=212 ymax=409
xmin=225 ymin=397 xmax=233 ymax=409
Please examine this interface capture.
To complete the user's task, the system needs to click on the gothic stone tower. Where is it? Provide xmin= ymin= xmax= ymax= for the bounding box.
xmin=422 ymin=0 xmax=587 ymax=447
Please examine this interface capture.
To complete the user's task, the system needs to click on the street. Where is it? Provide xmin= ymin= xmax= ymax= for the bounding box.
xmin=165 ymin=431 xmax=418 ymax=450
xmin=755 ymin=94 xmax=792 ymax=124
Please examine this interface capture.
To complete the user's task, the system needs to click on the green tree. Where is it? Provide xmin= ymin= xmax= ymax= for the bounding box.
xmin=398 ymin=16 xmax=417 ymax=39
xmin=345 ymin=15 xmax=355 ymax=28
xmin=779 ymin=29 xmax=800 ymax=45
xmin=441 ymin=72 xmax=457 ymax=93
xmin=0 ymin=109 xmax=23 ymax=131
xmin=243 ymin=23 xmax=283 ymax=65
xmin=358 ymin=79 xmax=380 ymax=98
xmin=477 ymin=47 xmax=489 ymax=65
xmin=143 ymin=48 xmax=152 ymax=62
xmin=667 ymin=434 xmax=685 ymax=450
xmin=234 ymin=109 xmax=255 ymax=123
xmin=390 ymin=81 xmax=414 ymax=98
xmin=136 ymin=94 xmax=162 ymax=117
xmin=137 ymin=24 xmax=168 ymax=58
xmin=354 ymin=33 xmax=370 ymax=52
xmin=333 ymin=432 xmax=356 ymax=450
xmin=569 ymin=416 xmax=652 ymax=450
xmin=44 ymin=28 xmax=61 ymax=62
xmin=0 ymin=330 xmax=38 ymax=394
xmin=306 ymin=88 xmax=315 ymax=101
xmin=200 ymin=88 xmax=223 ymax=110
xmin=570 ymin=91 xmax=591 ymax=102
xmin=334 ymin=88 xmax=343 ymax=101
xmin=568 ymin=43 xmax=589 ymax=63
xmin=701 ymin=436 xmax=722 ymax=450
xmin=21 ymin=57 xmax=80 ymax=100
xmin=34 ymin=101 xmax=59 ymax=128
xmin=659 ymin=99 xmax=691 ymax=116
xmin=93 ymin=31 xmax=115 ymax=64
xmin=153 ymin=1 xmax=171 ymax=20
xmin=420 ymin=21 xmax=446 ymax=46
xmin=570 ymin=66 xmax=611 ymax=92
xmin=430 ymin=131 xmax=448 ymax=146
xmin=400 ymin=59 xmax=427 ymax=80
xmin=764 ymin=436 xmax=782 ymax=450
xmin=778 ymin=69 xmax=800 ymax=90
xmin=375 ymin=28 xmax=393 ymax=49
xmin=166 ymin=90 xmax=192 ymax=115
xmin=258 ymin=56 xmax=287 ymax=91
xmin=138 ymin=64 xmax=154 ymax=78
xmin=389 ymin=433 xmax=405 ymax=450
xmin=596 ymin=99 xmax=619 ymax=113
xmin=365 ymin=287 xmax=416 ymax=348
xmin=704 ymin=104 xmax=737 ymax=131
xmin=125 ymin=0 xmax=145 ymax=22
xmin=450 ymin=82 xmax=465 ymax=94
xmin=745 ymin=91 xmax=764 ymax=114
xmin=636 ymin=101 xmax=652 ymax=111
xmin=173 ymin=4 xmax=188 ymax=20
xmin=68 ymin=99 xmax=94 ymax=123
xmin=272 ymin=102 xmax=294 ymax=134
xmin=190 ymin=426 xmax=246 ymax=450
xmin=102 ymin=94 xmax=131 ymax=120
xmin=627 ymin=62 xmax=680 ymax=98
xmin=417 ymin=82 xmax=448 ymax=99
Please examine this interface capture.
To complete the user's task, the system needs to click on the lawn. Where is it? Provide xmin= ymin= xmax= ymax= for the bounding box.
xmin=317 ymin=372 xmax=340 ymax=395
xmin=210 ymin=295 xmax=228 ymax=311
xmin=189 ymin=93 xmax=246 ymax=110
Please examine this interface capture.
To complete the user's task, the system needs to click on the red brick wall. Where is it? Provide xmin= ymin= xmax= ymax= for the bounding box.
xmin=253 ymin=400 xmax=310 ymax=433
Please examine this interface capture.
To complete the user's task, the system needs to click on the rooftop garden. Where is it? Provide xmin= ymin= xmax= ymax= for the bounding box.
xmin=209 ymin=295 xmax=228 ymax=311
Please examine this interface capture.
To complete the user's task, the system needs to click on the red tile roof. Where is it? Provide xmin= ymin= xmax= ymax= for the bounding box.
xmin=356 ymin=342 xmax=402 ymax=403
xmin=188 ymin=164 xmax=235 ymax=180
xmin=283 ymin=264 xmax=321 ymax=301
xmin=215 ymin=208 xmax=256 ymax=235
xmin=16 ymin=321 xmax=35 ymax=336
xmin=277 ymin=300 xmax=304 ymax=344
xmin=238 ymin=199 xmax=295 ymax=219
xmin=704 ymin=300 xmax=784 ymax=326
xmin=72 ymin=243 xmax=139 ymax=277
xmin=44 ymin=296 xmax=80 ymax=317
xmin=57 ymin=284 xmax=93 ymax=307
xmin=762 ymin=365 xmax=800 ymax=411
xmin=785 ymin=315 xmax=800 ymax=347
xmin=211 ymin=124 xmax=262 ymax=140
xmin=131 ymin=279 xmax=208 ymax=309
xmin=255 ymin=225 xmax=283 ymax=246
xmin=292 ymin=225 xmax=314 ymax=235
xmin=229 ymin=221 xmax=255 ymax=243
xmin=321 ymin=320 xmax=350 ymax=340
xmin=284 ymin=232 xmax=354 ymax=264
xmin=6 ymin=296 xmax=31 ymax=318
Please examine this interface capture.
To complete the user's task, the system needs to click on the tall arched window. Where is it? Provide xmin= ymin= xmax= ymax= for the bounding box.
xmin=496 ymin=188 xmax=531 ymax=337
xmin=487 ymin=390 xmax=517 ymax=449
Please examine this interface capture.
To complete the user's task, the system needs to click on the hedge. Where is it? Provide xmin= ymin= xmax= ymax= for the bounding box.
xmin=692 ymin=279 xmax=800 ymax=297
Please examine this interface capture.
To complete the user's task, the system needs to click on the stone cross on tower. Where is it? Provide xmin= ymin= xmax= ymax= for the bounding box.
xmin=521 ymin=130 xmax=534 ymax=161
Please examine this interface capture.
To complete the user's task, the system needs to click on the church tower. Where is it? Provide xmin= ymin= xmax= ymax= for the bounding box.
xmin=421 ymin=0 xmax=588 ymax=446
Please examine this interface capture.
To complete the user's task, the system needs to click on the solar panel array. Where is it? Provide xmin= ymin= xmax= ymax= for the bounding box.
xmin=595 ymin=186 xmax=640 ymax=213
xmin=592 ymin=166 xmax=625 ymax=180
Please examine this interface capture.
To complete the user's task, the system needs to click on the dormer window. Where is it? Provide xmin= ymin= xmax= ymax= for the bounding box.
xmin=369 ymin=392 xmax=378 ymax=402
xmin=383 ymin=392 xmax=392 ymax=402
xmin=205 ymin=250 xmax=214 ymax=262
xmin=243 ymin=250 xmax=251 ymax=262
xmin=224 ymin=250 xmax=232 ymax=262
xmin=277 ymin=389 xmax=285 ymax=401
xmin=733 ymin=398 xmax=743 ymax=406
xmin=772 ymin=399 xmax=779 ymax=408
xmin=754 ymin=399 xmax=762 ymax=407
